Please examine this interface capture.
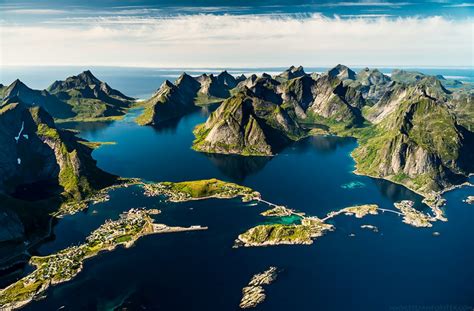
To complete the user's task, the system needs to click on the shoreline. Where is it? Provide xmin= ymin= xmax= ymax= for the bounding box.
xmin=0 ymin=208 xmax=207 ymax=310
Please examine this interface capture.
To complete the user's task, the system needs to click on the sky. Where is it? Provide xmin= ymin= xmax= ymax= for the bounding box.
xmin=0 ymin=0 xmax=473 ymax=68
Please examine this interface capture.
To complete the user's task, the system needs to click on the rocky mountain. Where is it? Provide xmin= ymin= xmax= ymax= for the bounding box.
xmin=327 ymin=64 xmax=356 ymax=81
xmin=390 ymin=69 xmax=425 ymax=84
xmin=0 ymin=71 xmax=135 ymax=122
xmin=345 ymin=68 xmax=392 ymax=103
xmin=191 ymin=65 xmax=473 ymax=196
xmin=279 ymin=75 xmax=316 ymax=118
xmin=0 ymin=80 xmax=74 ymax=119
xmin=192 ymin=88 xmax=305 ymax=156
xmin=137 ymin=71 xmax=244 ymax=126
xmin=0 ymin=99 xmax=116 ymax=201
xmin=46 ymin=70 xmax=134 ymax=121
xmin=135 ymin=73 xmax=202 ymax=126
xmin=307 ymin=74 xmax=365 ymax=124
xmin=274 ymin=65 xmax=306 ymax=82
xmin=353 ymin=77 xmax=474 ymax=195
xmin=195 ymin=72 xmax=235 ymax=102
xmin=216 ymin=70 xmax=240 ymax=88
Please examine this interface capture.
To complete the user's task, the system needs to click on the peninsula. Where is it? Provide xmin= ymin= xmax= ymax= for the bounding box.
xmin=0 ymin=208 xmax=207 ymax=310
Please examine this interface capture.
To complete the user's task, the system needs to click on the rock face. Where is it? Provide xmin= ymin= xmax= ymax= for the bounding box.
xmin=327 ymin=64 xmax=356 ymax=80
xmin=348 ymin=68 xmax=392 ymax=103
xmin=304 ymin=74 xmax=364 ymax=124
xmin=0 ymin=100 xmax=116 ymax=200
xmin=136 ymin=74 xmax=202 ymax=126
xmin=192 ymin=88 xmax=305 ymax=156
xmin=354 ymin=77 xmax=474 ymax=195
xmin=46 ymin=70 xmax=134 ymax=120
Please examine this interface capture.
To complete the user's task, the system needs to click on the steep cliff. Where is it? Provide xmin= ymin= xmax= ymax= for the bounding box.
xmin=192 ymin=88 xmax=305 ymax=156
xmin=0 ymin=100 xmax=116 ymax=201
xmin=353 ymin=78 xmax=473 ymax=195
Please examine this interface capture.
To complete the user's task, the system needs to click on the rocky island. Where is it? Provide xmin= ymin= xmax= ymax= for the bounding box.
xmin=0 ymin=208 xmax=207 ymax=310
xmin=463 ymin=196 xmax=474 ymax=204
xmin=239 ymin=266 xmax=278 ymax=309
xmin=394 ymin=200 xmax=435 ymax=228
xmin=142 ymin=178 xmax=261 ymax=202
xmin=236 ymin=201 xmax=438 ymax=247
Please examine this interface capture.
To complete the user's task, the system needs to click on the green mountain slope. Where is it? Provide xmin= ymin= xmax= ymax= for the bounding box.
xmin=193 ymin=88 xmax=305 ymax=156
xmin=0 ymin=99 xmax=116 ymax=201
xmin=46 ymin=70 xmax=134 ymax=121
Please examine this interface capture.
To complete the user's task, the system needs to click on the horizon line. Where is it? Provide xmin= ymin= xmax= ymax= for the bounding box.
xmin=1 ymin=64 xmax=473 ymax=70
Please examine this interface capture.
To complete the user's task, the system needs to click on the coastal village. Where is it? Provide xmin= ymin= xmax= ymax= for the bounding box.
xmin=0 ymin=208 xmax=206 ymax=310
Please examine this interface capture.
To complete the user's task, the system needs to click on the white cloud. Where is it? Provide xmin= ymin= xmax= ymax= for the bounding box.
xmin=0 ymin=14 xmax=472 ymax=67
xmin=321 ymin=2 xmax=410 ymax=7
xmin=2 ymin=9 xmax=67 ymax=14
xmin=445 ymin=3 xmax=474 ymax=7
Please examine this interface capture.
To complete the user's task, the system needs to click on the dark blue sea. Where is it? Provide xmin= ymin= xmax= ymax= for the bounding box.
xmin=1 ymin=67 xmax=473 ymax=311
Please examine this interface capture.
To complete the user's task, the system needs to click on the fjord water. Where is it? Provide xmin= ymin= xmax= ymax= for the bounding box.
xmin=4 ymin=67 xmax=473 ymax=310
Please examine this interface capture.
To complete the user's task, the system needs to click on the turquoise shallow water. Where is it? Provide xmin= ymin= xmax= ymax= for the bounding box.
xmin=1 ymin=67 xmax=473 ymax=311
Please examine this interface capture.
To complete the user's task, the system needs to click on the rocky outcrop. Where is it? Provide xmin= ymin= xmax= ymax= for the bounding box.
xmin=239 ymin=267 xmax=278 ymax=309
xmin=193 ymin=88 xmax=305 ymax=156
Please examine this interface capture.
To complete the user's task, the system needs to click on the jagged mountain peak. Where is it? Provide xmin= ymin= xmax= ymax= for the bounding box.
xmin=176 ymin=72 xmax=200 ymax=89
xmin=276 ymin=65 xmax=306 ymax=81
xmin=6 ymin=79 xmax=29 ymax=92
xmin=76 ymin=70 xmax=101 ymax=85
xmin=216 ymin=70 xmax=237 ymax=88
xmin=327 ymin=64 xmax=356 ymax=81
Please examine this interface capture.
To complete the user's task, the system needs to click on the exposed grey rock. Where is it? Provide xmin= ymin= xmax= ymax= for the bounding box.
xmin=239 ymin=267 xmax=278 ymax=309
